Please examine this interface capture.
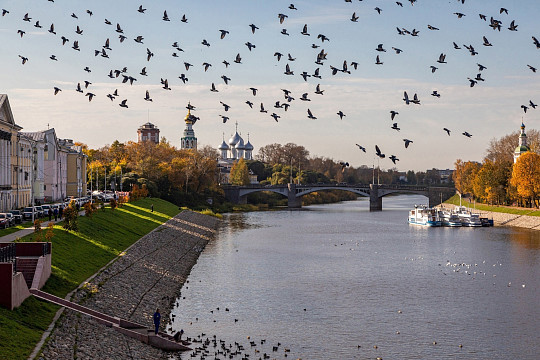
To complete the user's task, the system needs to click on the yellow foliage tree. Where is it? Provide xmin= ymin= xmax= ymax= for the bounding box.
xmin=510 ymin=152 xmax=540 ymax=207
xmin=230 ymin=158 xmax=251 ymax=185
xmin=454 ymin=159 xmax=481 ymax=196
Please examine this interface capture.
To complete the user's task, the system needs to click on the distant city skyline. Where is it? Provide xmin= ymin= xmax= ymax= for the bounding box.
xmin=1 ymin=0 xmax=538 ymax=171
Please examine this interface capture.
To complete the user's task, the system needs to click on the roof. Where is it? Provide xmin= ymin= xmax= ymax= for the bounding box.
xmin=228 ymin=131 xmax=242 ymax=146
xmin=0 ymin=94 xmax=23 ymax=131
xmin=219 ymin=140 xmax=229 ymax=150
xmin=515 ymin=145 xmax=530 ymax=153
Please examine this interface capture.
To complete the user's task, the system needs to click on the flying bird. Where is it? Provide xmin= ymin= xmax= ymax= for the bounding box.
xmin=390 ymin=110 xmax=398 ymax=120
xmin=462 ymin=131 xmax=472 ymax=138
xmin=53 ymin=87 xmax=61 ymax=95
xmin=144 ymin=90 xmax=152 ymax=101
xmin=219 ymin=30 xmax=229 ymax=39
xmin=355 ymin=144 xmax=366 ymax=152
xmin=307 ymin=108 xmax=317 ymax=119
xmin=443 ymin=128 xmax=451 ymax=136
xmin=220 ymin=101 xmax=231 ymax=111
xmin=337 ymin=111 xmax=345 ymax=120
xmin=389 ymin=155 xmax=399 ymax=164
xmin=119 ymin=99 xmax=128 ymax=108
xmin=403 ymin=139 xmax=413 ymax=148
xmin=375 ymin=145 xmax=385 ymax=158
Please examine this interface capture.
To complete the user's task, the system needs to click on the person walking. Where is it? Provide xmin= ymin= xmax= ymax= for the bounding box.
xmin=151 ymin=204 xmax=154 ymax=212
xmin=153 ymin=308 xmax=161 ymax=335
xmin=53 ymin=207 xmax=58 ymax=221
xmin=48 ymin=208 xmax=52 ymax=221
xmin=59 ymin=206 xmax=64 ymax=219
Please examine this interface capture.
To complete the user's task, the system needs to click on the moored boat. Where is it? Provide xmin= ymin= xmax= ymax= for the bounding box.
xmin=438 ymin=210 xmax=462 ymax=227
xmin=454 ymin=206 xmax=482 ymax=227
xmin=409 ymin=206 xmax=442 ymax=227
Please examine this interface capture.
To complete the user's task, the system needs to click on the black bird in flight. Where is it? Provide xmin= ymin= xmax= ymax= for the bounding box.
xmin=403 ymin=139 xmax=413 ymax=148
xmin=443 ymin=128 xmax=451 ymax=136
xmin=375 ymin=145 xmax=385 ymax=158
xmin=462 ymin=131 xmax=472 ymax=138
xmin=355 ymin=144 xmax=366 ymax=152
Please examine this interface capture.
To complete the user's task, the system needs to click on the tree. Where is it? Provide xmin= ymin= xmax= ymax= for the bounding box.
xmin=510 ymin=152 xmax=540 ymax=207
xmin=454 ymin=159 xmax=481 ymax=196
xmin=230 ymin=158 xmax=251 ymax=185
xmin=63 ymin=202 xmax=79 ymax=231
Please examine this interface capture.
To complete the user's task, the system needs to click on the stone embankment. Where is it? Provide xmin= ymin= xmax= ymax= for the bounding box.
xmin=439 ymin=204 xmax=540 ymax=231
xmin=38 ymin=210 xmax=221 ymax=360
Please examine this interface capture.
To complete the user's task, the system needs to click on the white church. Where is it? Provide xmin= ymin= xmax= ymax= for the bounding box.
xmin=217 ymin=123 xmax=257 ymax=184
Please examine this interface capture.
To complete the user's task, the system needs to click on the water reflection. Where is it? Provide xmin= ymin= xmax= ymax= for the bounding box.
xmin=169 ymin=195 xmax=540 ymax=360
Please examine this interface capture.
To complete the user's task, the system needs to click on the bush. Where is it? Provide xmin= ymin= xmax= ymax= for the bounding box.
xmin=84 ymin=202 xmax=97 ymax=218
xmin=62 ymin=205 xmax=78 ymax=231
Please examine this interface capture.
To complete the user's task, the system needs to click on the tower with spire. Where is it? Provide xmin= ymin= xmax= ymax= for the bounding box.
xmin=181 ymin=103 xmax=198 ymax=150
xmin=514 ymin=121 xmax=530 ymax=163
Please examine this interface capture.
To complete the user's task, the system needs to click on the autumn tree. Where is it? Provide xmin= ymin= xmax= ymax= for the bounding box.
xmin=454 ymin=159 xmax=481 ymax=196
xmin=230 ymin=158 xmax=251 ymax=185
xmin=510 ymin=152 xmax=540 ymax=207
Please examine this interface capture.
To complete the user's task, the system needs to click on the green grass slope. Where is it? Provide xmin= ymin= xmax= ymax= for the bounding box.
xmin=0 ymin=198 xmax=180 ymax=360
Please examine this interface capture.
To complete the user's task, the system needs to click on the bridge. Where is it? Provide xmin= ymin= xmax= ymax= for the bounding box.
xmin=222 ymin=183 xmax=456 ymax=211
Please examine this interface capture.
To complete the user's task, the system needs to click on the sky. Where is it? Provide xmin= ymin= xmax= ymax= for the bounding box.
xmin=0 ymin=0 xmax=539 ymax=171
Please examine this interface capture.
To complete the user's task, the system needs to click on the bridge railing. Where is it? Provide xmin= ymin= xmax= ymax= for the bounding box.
xmin=222 ymin=183 xmax=449 ymax=192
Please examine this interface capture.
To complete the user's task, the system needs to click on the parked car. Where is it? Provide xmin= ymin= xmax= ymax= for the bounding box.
xmin=35 ymin=206 xmax=44 ymax=218
xmin=41 ymin=205 xmax=51 ymax=217
xmin=4 ymin=213 xmax=15 ymax=227
xmin=9 ymin=210 xmax=22 ymax=224
xmin=0 ymin=213 xmax=10 ymax=229
xmin=23 ymin=207 xmax=35 ymax=220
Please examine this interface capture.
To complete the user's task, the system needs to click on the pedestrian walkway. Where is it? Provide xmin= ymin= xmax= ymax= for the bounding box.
xmin=0 ymin=211 xmax=85 ymax=243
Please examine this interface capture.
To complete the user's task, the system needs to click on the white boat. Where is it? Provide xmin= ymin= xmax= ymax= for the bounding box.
xmin=438 ymin=210 xmax=462 ymax=227
xmin=453 ymin=206 xmax=482 ymax=227
xmin=409 ymin=206 xmax=442 ymax=227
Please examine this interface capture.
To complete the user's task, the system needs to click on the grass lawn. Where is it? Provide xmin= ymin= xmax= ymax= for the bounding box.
xmin=0 ymin=198 xmax=180 ymax=360
xmin=445 ymin=194 xmax=540 ymax=216
xmin=0 ymin=221 xmax=34 ymax=237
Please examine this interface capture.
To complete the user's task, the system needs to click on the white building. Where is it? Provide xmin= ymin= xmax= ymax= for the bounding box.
xmin=217 ymin=123 xmax=257 ymax=184
xmin=21 ymin=129 xmax=68 ymax=203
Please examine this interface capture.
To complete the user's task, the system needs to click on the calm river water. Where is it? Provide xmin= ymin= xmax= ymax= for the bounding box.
xmin=170 ymin=195 xmax=540 ymax=360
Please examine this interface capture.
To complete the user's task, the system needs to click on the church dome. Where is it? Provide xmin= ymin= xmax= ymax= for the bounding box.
xmin=229 ymin=131 xmax=242 ymax=146
xmin=219 ymin=140 xmax=229 ymax=150
xmin=515 ymin=145 xmax=530 ymax=153
xmin=235 ymin=137 xmax=245 ymax=150
xmin=244 ymin=140 xmax=254 ymax=150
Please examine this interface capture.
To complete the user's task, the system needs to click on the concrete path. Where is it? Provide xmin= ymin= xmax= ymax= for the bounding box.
xmin=0 ymin=212 xmax=85 ymax=243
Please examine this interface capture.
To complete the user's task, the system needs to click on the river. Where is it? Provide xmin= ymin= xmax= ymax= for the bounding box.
xmin=169 ymin=195 xmax=540 ymax=360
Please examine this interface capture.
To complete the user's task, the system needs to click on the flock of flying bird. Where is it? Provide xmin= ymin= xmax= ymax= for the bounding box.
xmin=2 ymin=0 xmax=539 ymax=169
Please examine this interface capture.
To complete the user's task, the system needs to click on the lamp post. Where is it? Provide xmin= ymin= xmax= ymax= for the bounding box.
xmin=289 ymin=157 xmax=293 ymax=184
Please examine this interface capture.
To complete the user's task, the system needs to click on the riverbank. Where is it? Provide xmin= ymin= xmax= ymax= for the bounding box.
xmin=439 ymin=203 xmax=540 ymax=231
xmin=37 ymin=210 xmax=220 ymax=360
